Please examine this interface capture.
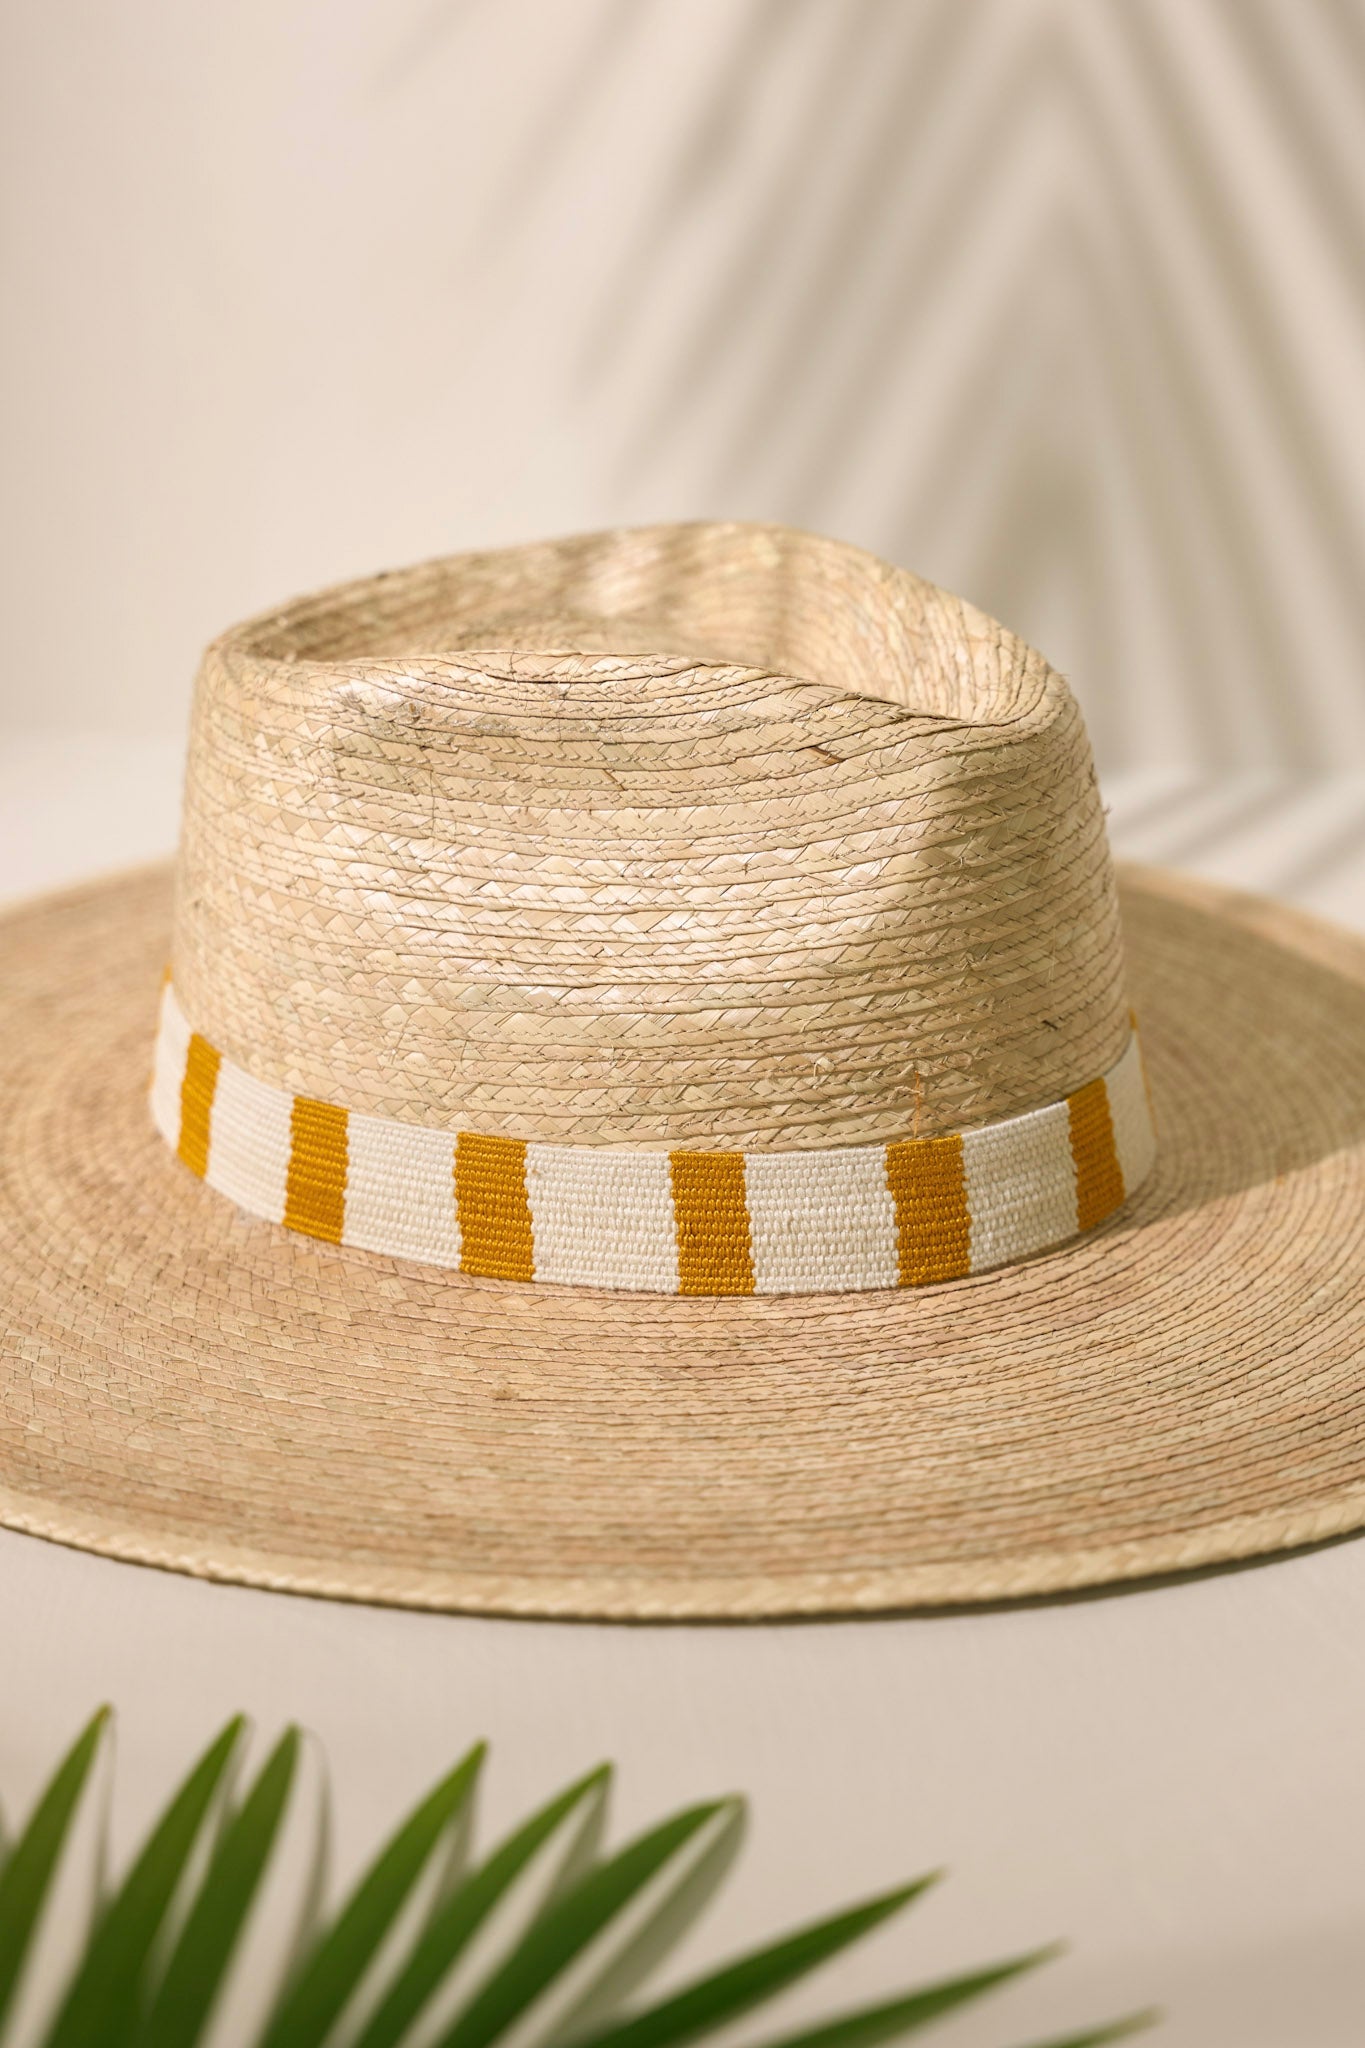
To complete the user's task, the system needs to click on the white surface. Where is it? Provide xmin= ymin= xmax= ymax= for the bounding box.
xmin=3 ymin=748 xmax=1365 ymax=2047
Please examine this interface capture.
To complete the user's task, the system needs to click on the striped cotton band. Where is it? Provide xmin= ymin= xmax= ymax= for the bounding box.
xmin=150 ymin=982 xmax=1156 ymax=1296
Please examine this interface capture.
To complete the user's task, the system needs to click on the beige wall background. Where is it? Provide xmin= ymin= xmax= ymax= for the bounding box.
xmin=2 ymin=0 xmax=1364 ymax=773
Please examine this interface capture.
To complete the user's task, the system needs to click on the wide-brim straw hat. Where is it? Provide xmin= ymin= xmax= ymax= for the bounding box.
xmin=4 ymin=522 xmax=1365 ymax=1619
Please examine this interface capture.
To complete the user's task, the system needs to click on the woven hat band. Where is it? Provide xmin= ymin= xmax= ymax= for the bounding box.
xmin=151 ymin=980 xmax=1155 ymax=1296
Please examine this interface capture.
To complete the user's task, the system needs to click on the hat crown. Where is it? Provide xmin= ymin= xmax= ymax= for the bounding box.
xmin=171 ymin=523 xmax=1127 ymax=1149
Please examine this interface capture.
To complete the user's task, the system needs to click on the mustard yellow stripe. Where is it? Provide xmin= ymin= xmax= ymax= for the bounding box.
xmin=1068 ymin=1076 xmax=1125 ymax=1231
xmin=456 ymin=1132 xmax=534 ymax=1280
xmin=284 ymin=1096 xmax=349 ymax=1244
xmin=670 ymin=1151 xmax=754 ymax=1296
xmin=177 ymin=1033 xmax=221 ymax=1180
xmin=885 ymin=1134 xmax=971 ymax=1286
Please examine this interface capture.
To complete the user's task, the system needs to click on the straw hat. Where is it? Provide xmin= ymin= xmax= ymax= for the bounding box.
xmin=3 ymin=522 xmax=1364 ymax=1618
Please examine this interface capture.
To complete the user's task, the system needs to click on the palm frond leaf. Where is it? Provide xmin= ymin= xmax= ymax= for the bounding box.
xmin=433 ymin=1798 xmax=731 ymax=2048
xmin=741 ymin=1950 xmax=1057 ymax=2048
xmin=41 ymin=1715 xmax=244 ymax=2048
xmin=137 ymin=1725 xmax=299 ymax=2048
xmin=0 ymin=1707 xmax=110 ymax=2035
xmin=258 ymin=1739 xmax=486 ymax=2048
xmin=0 ymin=1716 xmax=1156 ymax=2048
xmin=545 ymin=1797 xmax=747 ymax=2047
xmin=570 ymin=1875 xmax=941 ymax=2048
xmin=351 ymin=1763 xmax=613 ymax=2048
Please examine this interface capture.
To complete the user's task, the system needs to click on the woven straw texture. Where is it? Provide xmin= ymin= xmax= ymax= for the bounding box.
xmin=3 ymin=862 xmax=1365 ymax=1617
xmin=172 ymin=524 xmax=1127 ymax=1152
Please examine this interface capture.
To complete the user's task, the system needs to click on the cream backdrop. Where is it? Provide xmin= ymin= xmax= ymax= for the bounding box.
xmin=2 ymin=0 xmax=1364 ymax=770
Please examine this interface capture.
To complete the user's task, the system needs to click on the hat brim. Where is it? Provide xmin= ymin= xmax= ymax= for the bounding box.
xmin=3 ymin=862 xmax=1364 ymax=1619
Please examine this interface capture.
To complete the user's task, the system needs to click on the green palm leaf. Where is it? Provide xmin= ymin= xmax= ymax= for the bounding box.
xmin=352 ymin=1763 xmax=613 ymax=2048
xmin=0 ymin=1715 xmax=1158 ymax=2048
xmin=546 ymin=1797 xmax=747 ymax=2046
xmin=41 ymin=1716 xmax=244 ymax=2048
xmin=136 ymin=1726 xmax=300 ymax=2048
xmin=740 ymin=1951 xmax=1056 ymax=2048
xmin=256 ymin=1739 xmax=486 ymax=2048
xmin=571 ymin=1875 xmax=940 ymax=2048
xmin=433 ymin=1800 xmax=731 ymax=2048
xmin=744 ymin=1962 xmax=1157 ymax=2048
xmin=0 ymin=1707 xmax=110 ymax=2034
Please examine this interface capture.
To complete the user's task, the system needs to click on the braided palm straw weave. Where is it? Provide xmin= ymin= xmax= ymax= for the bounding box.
xmin=2 ymin=522 xmax=1365 ymax=1616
